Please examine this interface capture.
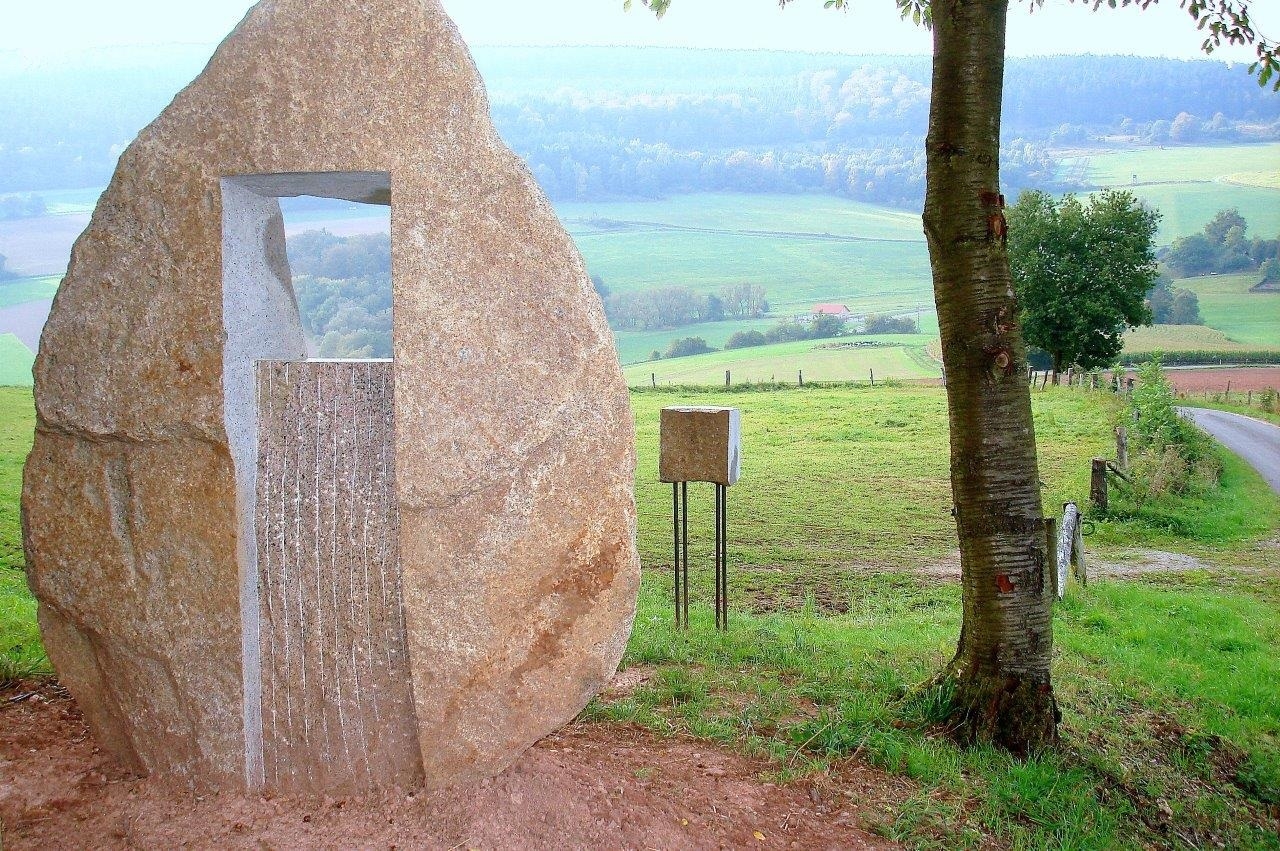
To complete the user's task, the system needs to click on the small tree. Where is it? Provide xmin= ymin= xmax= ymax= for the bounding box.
xmin=663 ymin=336 xmax=713 ymax=358
xmin=1008 ymin=190 xmax=1159 ymax=373
xmin=724 ymin=329 xmax=767 ymax=349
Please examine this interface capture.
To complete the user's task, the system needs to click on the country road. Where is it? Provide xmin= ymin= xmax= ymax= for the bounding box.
xmin=1179 ymin=408 xmax=1280 ymax=495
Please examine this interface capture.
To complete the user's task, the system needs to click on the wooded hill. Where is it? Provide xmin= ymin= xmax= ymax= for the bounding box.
xmin=1 ymin=47 xmax=1275 ymax=207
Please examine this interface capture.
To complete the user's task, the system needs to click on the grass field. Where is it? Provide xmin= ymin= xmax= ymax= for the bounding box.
xmin=1178 ymin=272 xmax=1280 ymax=347
xmin=624 ymin=336 xmax=939 ymax=386
xmin=3 ymin=384 xmax=1279 ymax=846
xmin=559 ymin=193 xmax=935 ymax=317
xmin=0 ymin=335 xmax=34 ymax=387
xmin=1073 ymin=143 xmax=1280 ymax=244
xmin=1122 ymin=322 xmax=1258 ymax=353
xmin=0 ymin=275 xmax=59 ymax=309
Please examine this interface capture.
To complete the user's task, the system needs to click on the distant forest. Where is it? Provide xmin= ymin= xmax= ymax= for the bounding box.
xmin=0 ymin=48 xmax=1276 ymax=210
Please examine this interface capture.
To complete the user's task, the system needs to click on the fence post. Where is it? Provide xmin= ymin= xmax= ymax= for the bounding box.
xmin=798 ymin=369 xmax=804 ymax=387
xmin=1056 ymin=502 xmax=1080 ymax=601
xmin=1114 ymin=426 xmax=1128 ymax=471
xmin=651 ymin=372 xmax=656 ymax=389
xmin=725 ymin=370 xmax=731 ymax=388
xmin=1091 ymin=458 xmax=1108 ymax=512
xmin=1072 ymin=516 xmax=1087 ymax=588
xmin=870 ymin=369 xmax=875 ymax=386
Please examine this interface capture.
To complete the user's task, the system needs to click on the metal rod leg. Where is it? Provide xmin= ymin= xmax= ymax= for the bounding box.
xmin=673 ymin=483 xmax=681 ymax=628
xmin=713 ymin=483 xmax=721 ymax=629
xmin=681 ymin=482 xmax=689 ymax=628
xmin=720 ymin=484 xmax=728 ymax=630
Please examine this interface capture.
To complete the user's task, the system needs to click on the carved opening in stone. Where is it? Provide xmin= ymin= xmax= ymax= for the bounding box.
xmin=221 ymin=172 xmax=421 ymax=792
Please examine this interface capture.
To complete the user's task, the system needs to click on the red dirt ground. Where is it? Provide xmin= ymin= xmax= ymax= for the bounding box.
xmin=1159 ymin=367 xmax=1280 ymax=394
xmin=0 ymin=680 xmax=904 ymax=850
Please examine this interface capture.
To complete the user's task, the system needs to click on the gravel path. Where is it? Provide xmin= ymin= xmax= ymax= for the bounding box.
xmin=1180 ymin=407 xmax=1280 ymax=494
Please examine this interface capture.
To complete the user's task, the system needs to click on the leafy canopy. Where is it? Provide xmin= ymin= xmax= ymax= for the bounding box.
xmin=1007 ymin=190 xmax=1160 ymax=371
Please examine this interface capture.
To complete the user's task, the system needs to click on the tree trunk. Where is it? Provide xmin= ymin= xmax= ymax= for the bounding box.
xmin=922 ymin=0 xmax=1058 ymax=754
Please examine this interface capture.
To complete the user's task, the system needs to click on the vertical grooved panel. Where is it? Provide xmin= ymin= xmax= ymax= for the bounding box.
xmin=255 ymin=360 xmax=421 ymax=791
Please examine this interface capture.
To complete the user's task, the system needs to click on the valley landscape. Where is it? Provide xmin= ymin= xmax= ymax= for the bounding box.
xmin=2 ymin=32 xmax=1280 ymax=851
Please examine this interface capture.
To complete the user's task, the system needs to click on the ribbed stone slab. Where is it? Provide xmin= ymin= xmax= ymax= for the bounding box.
xmin=254 ymin=360 xmax=421 ymax=791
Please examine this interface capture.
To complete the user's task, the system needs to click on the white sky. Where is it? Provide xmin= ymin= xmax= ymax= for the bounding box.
xmin=0 ymin=0 xmax=1273 ymax=62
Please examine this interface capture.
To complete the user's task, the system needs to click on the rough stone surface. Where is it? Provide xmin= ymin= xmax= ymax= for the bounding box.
xmin=255 ymin=360 xmax=420 ymax=791
xmin=22 ymin=0 xmax=639 ymax=792
xmin=659 ymin=407 xmax=742 ymax=486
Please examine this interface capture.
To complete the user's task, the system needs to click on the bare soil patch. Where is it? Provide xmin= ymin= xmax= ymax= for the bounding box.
xmin=0 ymin=680 xmax=897 ymax=850
xmin=920 ymin=548 xmax=1215 ymax=581
xmin=1163 ymin=367 xmax=1280 ymax=394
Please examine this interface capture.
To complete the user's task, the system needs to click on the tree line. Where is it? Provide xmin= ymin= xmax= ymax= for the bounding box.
xmin=286 ymin=230 xmax=391 ymax=359
xmin=2 ymin=49 xmax=1276 ymax=208
xmin=602 ymin=281 xmax=768 ymax=330
xmin=1162 ymin=208 xmax=1279 ymax=281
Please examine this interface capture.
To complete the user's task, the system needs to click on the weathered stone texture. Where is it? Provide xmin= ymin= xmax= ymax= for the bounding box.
xmin=659 ymin=407 xmax=742 ymax=486
xmin=23 ymin=0 xmax=639 ymax=791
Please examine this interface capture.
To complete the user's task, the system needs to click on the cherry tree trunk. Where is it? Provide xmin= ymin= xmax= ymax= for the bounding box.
xmin=922 ymin=0 xmax=1058 ymax=753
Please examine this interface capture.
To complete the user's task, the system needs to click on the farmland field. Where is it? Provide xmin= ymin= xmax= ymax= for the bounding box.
xmin=1121 ymin=322 xmax=1258 ymax=353
xmin=560 ymin=193 xmax=935 ymax=317
xmin=0 ymin=275 xmax=59 ymax=309
xmin=623 ymin=336 xmax=939 ymax=386
xmin=0 ymin=336 xmax=33 ymax=387
xmin=1073 ymin=142 xmax=1280 ymax=243
xmin=1178 ymin=272 xmax=1280 ymax=347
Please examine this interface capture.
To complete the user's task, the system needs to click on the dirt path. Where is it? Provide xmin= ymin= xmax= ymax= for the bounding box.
xmin=1181 ymin=407 xmax=1280 ymax=494
xmin=0 ymin=681 xmax=898 ymax=850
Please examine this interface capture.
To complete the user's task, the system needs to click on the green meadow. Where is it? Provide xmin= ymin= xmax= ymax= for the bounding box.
xmin=0 ymin=336 xmax=33 ymax=387
xmin=624 ymin=336 xmax=939 ymax=387
xmin=0 ymin=275 xmax=60 ymax=309
xmin=1178 ymin=272 xmax=1280 ymax=348
xmin=560 ymin=193 xmax=935 ymax=316
xmin=1075 ymin=142 xmax=1280 ymax=243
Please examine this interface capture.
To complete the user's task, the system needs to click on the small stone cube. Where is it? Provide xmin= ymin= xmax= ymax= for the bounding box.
xmin=659 ymin=406 xmax=741 ymax=486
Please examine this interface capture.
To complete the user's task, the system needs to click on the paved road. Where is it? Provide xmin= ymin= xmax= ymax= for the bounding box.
xmin=1179 ymin=407 xmax=1280 ymax=494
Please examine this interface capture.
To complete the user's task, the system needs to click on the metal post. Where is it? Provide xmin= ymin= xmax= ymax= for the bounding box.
xmin=715 ymin=483 xmax=728 ymax=630
xmin=673 ymin=483 xmax=682 ymax=628
xmin=681 ymin=481 xmax=689 ymax=628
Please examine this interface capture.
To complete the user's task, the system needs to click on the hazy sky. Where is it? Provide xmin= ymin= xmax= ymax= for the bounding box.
xmin=0 ymin=0 xmax=1273 ymax=61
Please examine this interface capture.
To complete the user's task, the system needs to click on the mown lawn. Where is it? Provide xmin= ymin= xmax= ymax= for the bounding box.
xmin=2 ymin=384 xmax=1278 ymax=848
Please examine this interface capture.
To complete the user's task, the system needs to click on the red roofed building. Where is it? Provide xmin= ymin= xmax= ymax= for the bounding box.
xmin=811 ymin=303 xmax=852 ymax=319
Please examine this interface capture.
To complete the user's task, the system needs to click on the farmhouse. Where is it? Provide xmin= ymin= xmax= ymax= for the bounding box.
xmin=812 ymin=303 xmax=853 ymax=320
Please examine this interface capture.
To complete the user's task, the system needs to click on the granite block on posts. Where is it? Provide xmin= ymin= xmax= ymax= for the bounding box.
xmin=659 ymin=407 xmax=741 ymax=486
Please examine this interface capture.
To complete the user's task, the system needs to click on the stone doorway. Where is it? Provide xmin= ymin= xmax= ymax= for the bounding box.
xmin=221 ymin=171 xmax=420 ymax=791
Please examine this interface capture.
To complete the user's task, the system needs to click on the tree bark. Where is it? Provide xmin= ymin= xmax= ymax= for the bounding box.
xmin=922 ymin=0 xmax=1058 ymax=753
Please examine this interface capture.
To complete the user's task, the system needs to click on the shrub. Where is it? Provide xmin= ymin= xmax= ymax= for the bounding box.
xmin=724 ymin=329 xmax=767 ymax=350
xmin=1124 ymin=355 xmax=1220 ymax=503
xmin=663 ymin=336 xmax=713 ymax=359
xmin=764 ymin=320 xmax=809 ymax=344
xmin=809 ymin=313 xmax=847 ymax=339
xmin=864 ymin=314 xmax=918 ymax=334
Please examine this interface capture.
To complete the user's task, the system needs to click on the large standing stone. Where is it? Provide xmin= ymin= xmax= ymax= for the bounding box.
xmin=22 ymin=0 xmax=639 ymax=792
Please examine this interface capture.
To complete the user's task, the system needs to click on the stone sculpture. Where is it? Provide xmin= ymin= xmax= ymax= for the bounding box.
xmin=22 ymin=0 xmax=639 ymax=792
